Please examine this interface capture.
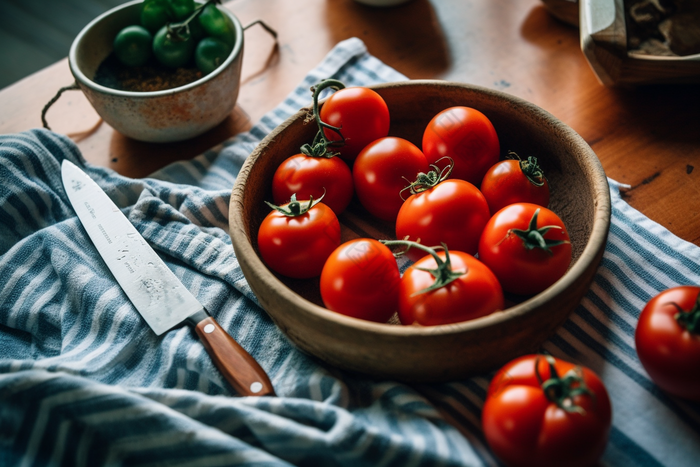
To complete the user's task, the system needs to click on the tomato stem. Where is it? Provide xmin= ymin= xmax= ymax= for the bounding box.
xmin=668 ymin=292 xmax=700 ymax=334
xmin=507 ymin=208 xmax=569 ymax=255
xmin=400 ymin=157 xmax=454 ymax=199
xmin=300 ymin=131 xmax=338 ymax=158
xmin=535 ymin=355 xmax=595 ymax=414
xmin=166 ymin=0 xmax=218 ymax=42
xmin=264 ymin=192 xmax=325 ymax=217
xmin=508 ymin=151 xmax=547 ymax=187
xmin=302 ymin=79 xmax=347 ymax=156
xmin=380 ymin=240 xmax=465 ymax=295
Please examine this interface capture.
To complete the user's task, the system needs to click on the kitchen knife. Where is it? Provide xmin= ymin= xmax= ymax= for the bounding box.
xmin=61 ymin=159 xmax=275 ymax=397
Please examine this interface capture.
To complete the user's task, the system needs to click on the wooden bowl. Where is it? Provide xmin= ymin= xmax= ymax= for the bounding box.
xmin=229 ymin=80 xmax=611 ymax=382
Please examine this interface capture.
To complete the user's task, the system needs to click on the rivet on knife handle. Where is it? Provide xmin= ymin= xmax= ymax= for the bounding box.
xmin=193 ymin=315 xmax=276 ymax=397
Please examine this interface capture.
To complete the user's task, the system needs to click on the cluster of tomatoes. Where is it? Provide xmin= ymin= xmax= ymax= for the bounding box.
xmin=113 ymin=0 xmax=234 ymax=74
xmin=256 ymin=79 xmax=700 ymax=466
xmin=257 ymin=79 xmax=572 ymax=326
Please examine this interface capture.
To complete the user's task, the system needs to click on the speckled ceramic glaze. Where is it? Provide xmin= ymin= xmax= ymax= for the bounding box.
xmin=69 ymin=0 xmax=244 ymax=142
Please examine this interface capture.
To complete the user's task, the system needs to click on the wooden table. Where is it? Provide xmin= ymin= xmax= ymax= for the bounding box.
xmin=1 ymin=0 xmax=698 ymax=247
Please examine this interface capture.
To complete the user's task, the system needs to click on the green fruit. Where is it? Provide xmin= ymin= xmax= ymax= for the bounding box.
xmin=113 ymin=25 xmax=153 ymax=67
xmin=152 ymin=25 xmax=195 ymax=68
xmin=195 ymin=37 xmax=232 ymax=74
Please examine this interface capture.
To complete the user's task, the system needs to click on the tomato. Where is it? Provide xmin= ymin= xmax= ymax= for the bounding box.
xmin=396 ymin=168 xmax=490 ymax=262
xmin=113 ymin=26 xmax=153 ymax=67
xmin=140 ymin=0 xmax=170 ymax=33
xmin=153 ymin=25 xmax=195 ymax=68
xmin=320 ymin=239 xmax=400 ymax=323
xmin=635 ymin=286 xmax=700 ymax=401
xmin=166 ymin=0 xmax=195 ymax=21
xmin=319 ymin=86 xmax=390 ymax=162
xmin=353 ymin=137 xmax=429 ymax=222
xmin=478 ymin=203 xmax=571 ymax=295
xmin=198 ymin=2 xmax=236 ymax=46
xmin=480 ymin=154 xmax=550 ymax=214
xmin=272 ymin=153 xmax=353 ymax=216
xmin=257 ymin=195 xmax=341 ymax=279
xmin=195 ymin=37 xmax=231 ymax=74
xmin=422 ymin=106 xmax=500 ymax=186
xmin=384 ymin=241 xmax=503 ymax=326
xmin=482 ymin=354 xmax=612 ymax=467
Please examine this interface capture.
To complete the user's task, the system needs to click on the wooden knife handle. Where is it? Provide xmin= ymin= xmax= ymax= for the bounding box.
xmin=194 ymin=316 xmax=275 ymax=397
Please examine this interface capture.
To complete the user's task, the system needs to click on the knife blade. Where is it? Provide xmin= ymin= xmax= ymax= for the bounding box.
xmin=61 ymin=159 xmax=275 ymax=397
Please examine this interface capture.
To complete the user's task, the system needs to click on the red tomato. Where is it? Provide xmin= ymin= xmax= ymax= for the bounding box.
xmin=319 ymin=86 xmax=390 ymax=162
xmin=422 ymin=106 xmax=500 ymax=186
xmin=480 ymin=155 xmax=550 ymax=214
xmin=398 ymin=249 xmax=503 ymax=325
xmin=320 ymin=238 xmax=400 ymax=323
xmin=635 ymin=286 xmax=700 ymax=401
xmin=257 ymin=196 xmax=341 ymax=279
xmin=396 ymin=179 xmax=490 ymax=262
xmin=478 ymin=203 xmax=571 ymax=295
xmin=482 ymin=354 xmax=612 ymax=467
xmin=271 ymin=153 xmax=354 ymax=215
xmin=353 ymin=137 xmax=429 ymax=222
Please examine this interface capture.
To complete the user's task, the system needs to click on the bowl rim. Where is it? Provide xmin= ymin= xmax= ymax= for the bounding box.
xmin=230 ymin=79 xmax=611 ymax=337
xmin=68 ymin=0 xmax=244 ymax=98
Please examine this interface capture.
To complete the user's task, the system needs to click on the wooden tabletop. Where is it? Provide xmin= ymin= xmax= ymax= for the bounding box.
xmin=1 ymin=0 xmax=698 ymax=247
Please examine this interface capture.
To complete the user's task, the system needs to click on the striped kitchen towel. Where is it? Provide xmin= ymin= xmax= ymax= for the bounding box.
xmin=1 ymin=37 xmax=698 ymax=467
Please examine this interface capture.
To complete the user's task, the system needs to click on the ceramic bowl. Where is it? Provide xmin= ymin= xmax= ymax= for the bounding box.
xmin=229 ymin=80 xmax=611 ymax=382
xmin=69 ymin=0 xmax=244 ymax=142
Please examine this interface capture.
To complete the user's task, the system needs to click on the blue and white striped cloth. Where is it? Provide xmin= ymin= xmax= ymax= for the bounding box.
xmin=1 ymin=38 xmax=698 ymax=466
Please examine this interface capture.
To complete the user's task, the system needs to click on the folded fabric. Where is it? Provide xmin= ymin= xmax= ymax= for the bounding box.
xmin=1 ymin=37 xmax=698 ymax=467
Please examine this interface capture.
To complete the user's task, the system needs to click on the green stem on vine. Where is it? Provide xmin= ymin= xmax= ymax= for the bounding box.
xmin=400 ymin=157 xmax=454 ymax=199
xmin=380 ymin=240 xmax=465 ymax=295
xmin=298 ymin=79 xmax=347 ymax=158
xmin=667 ymin=292 xmax=700 ymax=334
xmin=264 ymin=192 xmax=325 ymax=217
xmin=508 ymin=150 xmax=547 ymax=188
xmin=167 ymin=0 xmax=219 ymax=42
xmin=535 ymin=355 xmax=594 ymax=415
xmin=507 ymin=208 xmax=569 ymax=255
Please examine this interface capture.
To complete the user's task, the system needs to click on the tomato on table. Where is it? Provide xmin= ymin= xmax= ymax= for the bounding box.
xmin=482 ymin=354 xmax=612 ymax=467
xmin=635 ymin=286 xmax=700 ymax=401
xmin=319 ymin=84 xmax=390 ymax=162
xmin=422 ymin=106 xmax=500 ymax=186
xmin=396 ymin=160 xmax=491 ymax=261
xmin=353 ymin=136 xmax=429 ymax=222
xmin=320 ymin=238 xmax=400 ymax=323
xmin=382 ymin=240 xmax=503 ymax=326
xmin=480 ymin=153 xmax=550 ymax=214
xmin=478 ymin=203 xmax=571 ymax=296
xmin=257 ymin=194 xmax=341 ymax=279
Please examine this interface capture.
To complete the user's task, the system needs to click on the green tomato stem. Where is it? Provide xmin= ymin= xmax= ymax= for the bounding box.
xmin=298 ymin=79 xmax=348 ymax=158
xmin=508 ymin=208 xmax=569 ymax=255
xmin=508 ymin=150 xmax=547 ymax=188
xmin=264 ymin=192 xmax=325 ymax=217
xmin=380 ymin=240 xmax=465 ymax=295
xmin=166 ymin=0 xmax=217 ymax=41
xmin=535 ymin=355 xmax=595 ymax=414
xmin=400 ymin=157 xmax=454 ymax=199
xmin=668 ymin=292 xmax=700 ymax=334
